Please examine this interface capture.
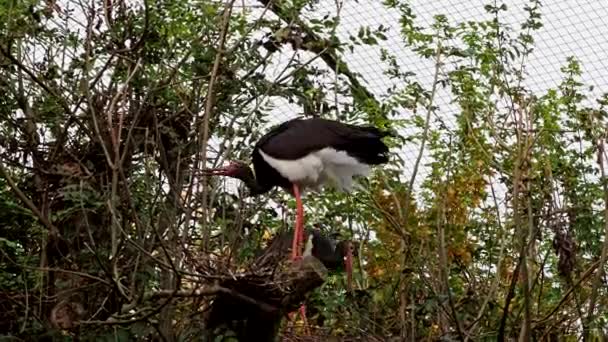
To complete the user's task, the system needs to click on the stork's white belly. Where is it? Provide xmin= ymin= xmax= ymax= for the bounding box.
xmin=258 ymin=147 xmax=371 ymax=192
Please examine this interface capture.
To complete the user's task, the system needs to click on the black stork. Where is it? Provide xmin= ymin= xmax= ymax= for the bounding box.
xmin=253 ymin=227 xmax=357 ymax=331
xmin=295 ymin=228 xmax=357 ymax=291
xmin=203 ymin=117 xmax=391 ymax=260
xmin=258 ymin=228 xmax=358 ymax=270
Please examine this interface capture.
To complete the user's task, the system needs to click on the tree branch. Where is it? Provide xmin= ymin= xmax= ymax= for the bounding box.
xmin=149 ymin=286 xmax=279 ymax=313
xmin=585 ymin=137 xmax=608 ymax=330
xmin=256 ymin=0 xmax=381 ymax=113
xmin=0 ymin=161 xmax=57 ymax=233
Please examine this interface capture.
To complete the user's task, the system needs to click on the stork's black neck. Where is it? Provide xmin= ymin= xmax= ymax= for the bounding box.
xmin=235 ymin=164 xmax=271 ymax=196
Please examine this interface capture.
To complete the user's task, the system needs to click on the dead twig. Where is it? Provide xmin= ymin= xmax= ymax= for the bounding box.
xmin=200 ymin=0 xmax=237 ymax=249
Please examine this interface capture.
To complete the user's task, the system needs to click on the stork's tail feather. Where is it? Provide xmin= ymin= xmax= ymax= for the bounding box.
xmin=336 ymin=123 xmax=393 ymax=165
xmin=357 ymin=125 xmax=395 ymax=138
xmin=341 ymin=134 xmax=391 ymax=165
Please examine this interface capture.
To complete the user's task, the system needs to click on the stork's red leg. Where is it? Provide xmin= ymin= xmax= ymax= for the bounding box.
xmin=291 ymin=183 xmax=304 ymax=260
xmin=299 ymin=305 xmax=310 ymax=335
xmin=288 ymin=183 xmax=309 ymax=335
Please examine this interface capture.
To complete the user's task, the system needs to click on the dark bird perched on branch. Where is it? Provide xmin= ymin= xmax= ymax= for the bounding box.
xmin=203 ymin=117 xmax=391 ymax=260
xmin=256 ymin=228 xmax=357 ymax=274
xmin=253 ymin=226 xmax=357 ymax=332
xmin=303 ymin=229 xmax=357 ymax=273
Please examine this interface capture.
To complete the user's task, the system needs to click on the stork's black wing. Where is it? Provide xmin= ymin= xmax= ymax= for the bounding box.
xmin=254 ymin=117 xmax=391 ymax=164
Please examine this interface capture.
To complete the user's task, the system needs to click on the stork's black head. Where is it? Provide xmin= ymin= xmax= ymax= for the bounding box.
xmin=336 ymin=240 xmax=359 ymax=258
xmin=202 ymin=161 xmax=269 ymax=196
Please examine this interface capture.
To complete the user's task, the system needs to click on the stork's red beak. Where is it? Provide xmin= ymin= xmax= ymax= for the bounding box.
xmin=201 ymin=162 xmax=243 ymax=177
xmin=201 ymin=167 xmax=229 ymax=176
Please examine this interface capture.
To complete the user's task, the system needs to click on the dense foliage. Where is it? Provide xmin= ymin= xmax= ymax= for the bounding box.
xmin=1 ymin=0 xmax=607 ymax=340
